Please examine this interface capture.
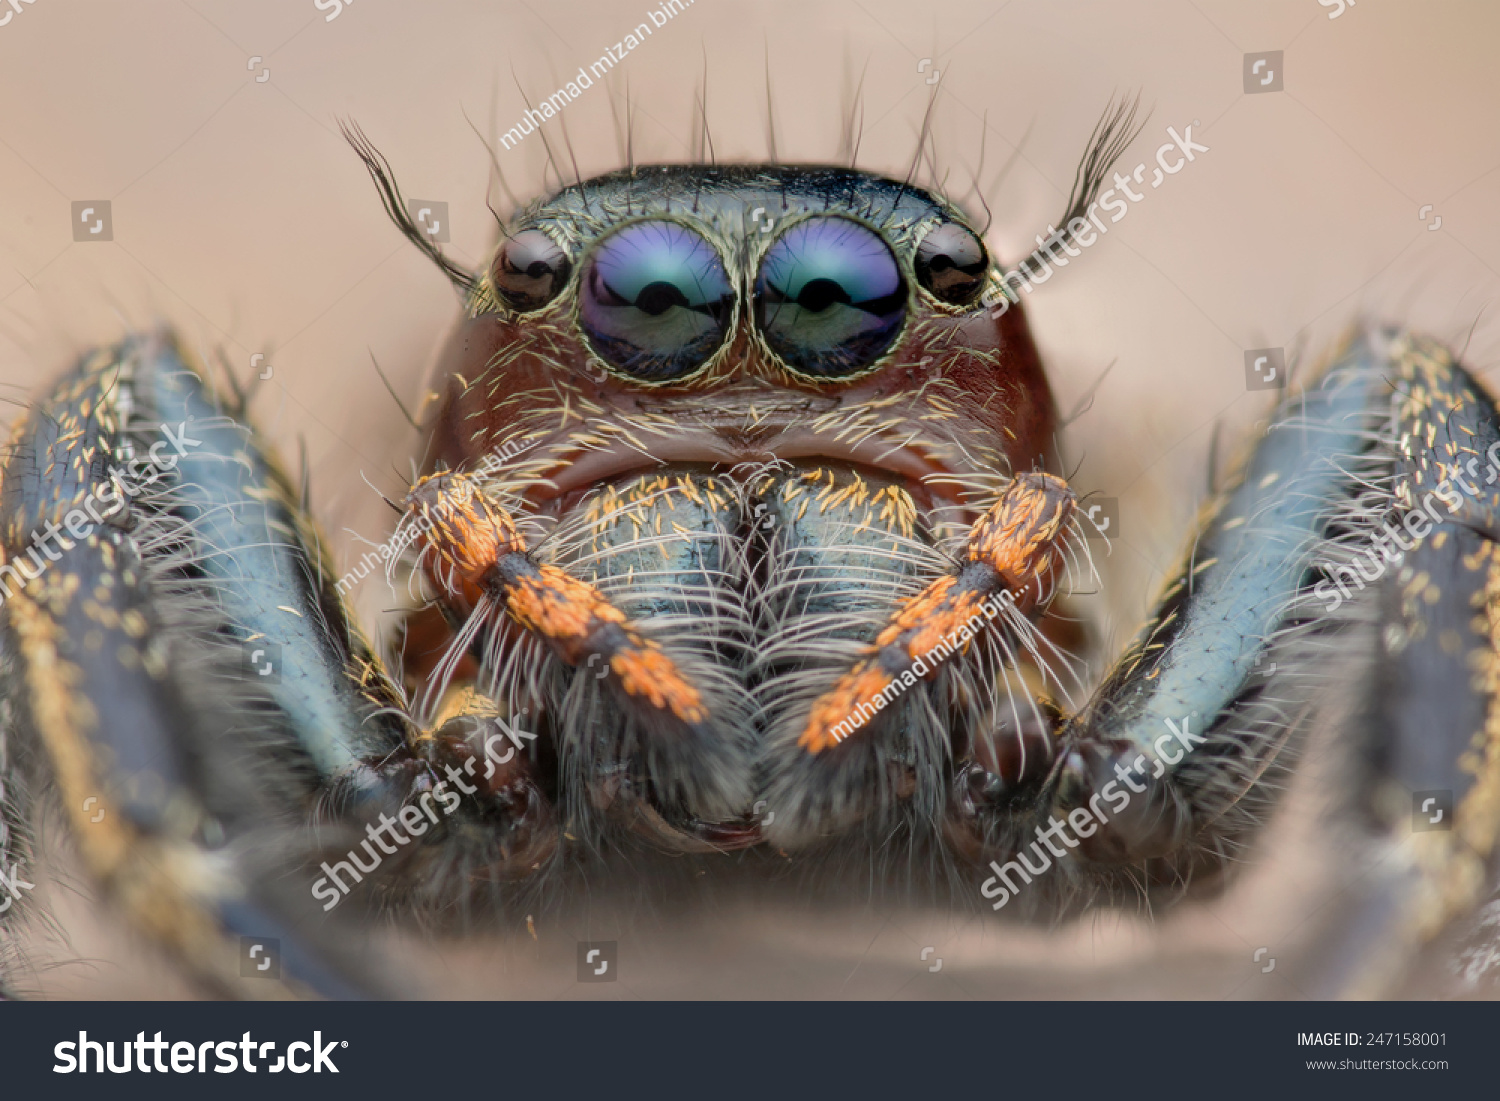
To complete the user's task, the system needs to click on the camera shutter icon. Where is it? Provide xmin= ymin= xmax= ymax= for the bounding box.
xmin=72 ymin=200 xmax=113 ymax=241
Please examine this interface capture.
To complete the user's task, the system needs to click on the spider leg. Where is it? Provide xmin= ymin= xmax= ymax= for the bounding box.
xmin=1304 ymin=334 xmax=1500 ymax=995
xmin=949 ymin=336 xmax=1384 ymax=895
xmin=0 ymin=332 xmax=409 ymax=995
xmin=0 ymin=331 xmax=560 ymax=995
xmin=951 ymin=331 xmax=1500 ymax=994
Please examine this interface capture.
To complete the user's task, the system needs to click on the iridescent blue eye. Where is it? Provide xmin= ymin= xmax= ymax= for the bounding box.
xmin=578 ymin=220 xmax=733 ymax=383
xmin=754 ymin=216 xmax=907 ymax=378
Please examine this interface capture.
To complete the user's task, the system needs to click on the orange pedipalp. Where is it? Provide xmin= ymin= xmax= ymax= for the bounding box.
xmin=798 ymin=473 xmax=1076 ymax=753
xmin=403 ymin=471 xmax=706 ymax=725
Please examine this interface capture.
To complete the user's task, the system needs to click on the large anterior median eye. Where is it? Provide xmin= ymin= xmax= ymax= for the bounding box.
xmin=754 ymin=216 xmax=907 ymax=378
xmin=578 ymin=220 xmax=733 ymax=383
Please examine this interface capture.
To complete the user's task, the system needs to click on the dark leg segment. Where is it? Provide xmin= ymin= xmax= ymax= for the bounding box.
xmin=957 ymin=330 xmax=1500 ymax=975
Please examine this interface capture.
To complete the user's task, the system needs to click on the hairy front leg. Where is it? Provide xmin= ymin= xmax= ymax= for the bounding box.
xmin=951 ymin=331 xmax=1500 ymax=995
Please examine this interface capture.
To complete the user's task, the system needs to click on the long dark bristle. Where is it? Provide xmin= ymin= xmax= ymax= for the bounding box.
xmin=340 ymin=120 xmax=478 ymax=296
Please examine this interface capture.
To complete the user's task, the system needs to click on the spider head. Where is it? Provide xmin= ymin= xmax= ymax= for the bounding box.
xmin=366 ymin=162 xmax=1089 ymax=848
xmin=425 ymin=165 xmax=1056 ymax=522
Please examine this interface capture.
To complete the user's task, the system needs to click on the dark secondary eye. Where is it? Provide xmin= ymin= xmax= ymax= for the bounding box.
xmin=755 ymin=216 xmax=906 ymax=378
xmin=492 ymin=229 xmax=571 ymax=311
xmin=914 ymin=222 xmax=989 ymax=305
xmin=577 ymin=220 xmax=733 ymax=383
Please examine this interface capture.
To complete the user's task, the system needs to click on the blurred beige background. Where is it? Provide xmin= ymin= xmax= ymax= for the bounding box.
xmin=3 ymin=0 xmax=1499 ymax=998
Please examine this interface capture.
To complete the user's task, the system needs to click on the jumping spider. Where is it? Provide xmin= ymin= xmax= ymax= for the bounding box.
xmin=2 ymin=106 xmax=1498 ymax=998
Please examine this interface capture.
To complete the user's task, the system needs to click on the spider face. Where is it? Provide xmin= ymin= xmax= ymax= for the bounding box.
xmin=429 ymin=166 xmax=1054 ymax=497
xmin=394 ymin=165 xmax=1073 ymax=852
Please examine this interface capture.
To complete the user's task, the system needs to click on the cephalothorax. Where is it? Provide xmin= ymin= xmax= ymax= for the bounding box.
xmin=2 ymin=113 xmax=1498 ymax=998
